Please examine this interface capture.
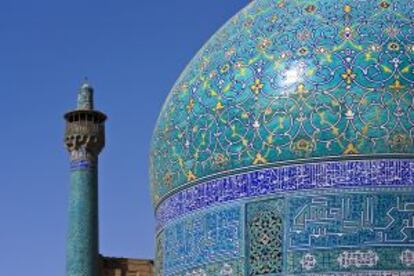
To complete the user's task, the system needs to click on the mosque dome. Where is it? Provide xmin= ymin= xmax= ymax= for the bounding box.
xmin=151 ymin=0 xmax=414 ymax=204
xmin=151 ymin=1 xmax=414 ymax=275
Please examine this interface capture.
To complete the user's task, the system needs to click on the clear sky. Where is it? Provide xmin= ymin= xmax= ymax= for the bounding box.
xmin=0 ymin=1 xmax=247 ymax=275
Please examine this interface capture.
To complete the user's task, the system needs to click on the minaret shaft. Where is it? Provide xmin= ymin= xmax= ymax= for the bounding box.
xmin=64 ymin=82 xmax=106 ymax=276
xmin=66 ymin=165 xmax=99 ymax=275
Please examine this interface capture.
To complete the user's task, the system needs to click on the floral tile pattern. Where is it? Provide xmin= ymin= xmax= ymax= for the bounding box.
xmin=150 ymin=0 xmax=414 ymax=204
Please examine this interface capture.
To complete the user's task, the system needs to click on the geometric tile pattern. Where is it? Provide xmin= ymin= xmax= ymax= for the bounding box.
xmin=156 ymin=159 xmax=414 ymax=231
xmin=150 ymin=0 xmax=414 ymax=204
xmin=156 ymin=187 xmax=414 ymax=275
xmin=246 ymin=199 xmax=284 ymax=275
xmin=163 ymin=204 xmax=242 ymax=275
xmin=170 ymin=260 xmax=244 ymax=276
xmin=286 ymin=191 xmax=414 ymax=273
xmin=287 ymin=192 xmax=414 ymax=250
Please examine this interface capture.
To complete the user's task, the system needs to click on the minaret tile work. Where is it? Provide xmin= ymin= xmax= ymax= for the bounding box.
xmin=64 ymin=81 xmax=106 ymax=276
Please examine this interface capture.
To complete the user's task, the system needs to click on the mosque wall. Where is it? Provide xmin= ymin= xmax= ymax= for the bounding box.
xmin=101 ymin=256 xmax=154 ymax=276
xmin=155 ymin=160 xmax=414 ymax=275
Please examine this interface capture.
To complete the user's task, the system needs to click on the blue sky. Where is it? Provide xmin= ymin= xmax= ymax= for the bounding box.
xmin=0 ymin=1 xmax=246 ymax=275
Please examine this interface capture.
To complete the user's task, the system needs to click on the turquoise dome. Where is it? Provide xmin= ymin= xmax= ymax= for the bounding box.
xmin=150 ymin=0 xmax=414 ymax=205
xmin=152 ymin=1 xmax=414 ymax=275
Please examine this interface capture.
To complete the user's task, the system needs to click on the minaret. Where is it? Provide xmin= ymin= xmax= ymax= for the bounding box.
xmin=64 ymin=81 xmax=106 ymax=276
